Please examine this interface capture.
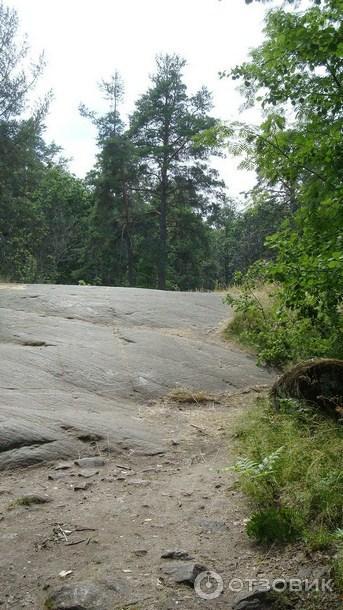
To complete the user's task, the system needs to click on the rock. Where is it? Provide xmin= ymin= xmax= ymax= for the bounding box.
xmin=74 ymin=457 xmax=105 ymax=468
xmin=232 ymin=588 xmax=294 ymax=610
xmin=78 ymin=469 xmax=99 ymax=478
xmin=45 ymin=578 xmax=130 ymax=610
xmin=55 ymin=462 xmax=74 ymax=470
xmin=271 ymin=358 xmax=343 ymax=420
xmin=58 ymin=570 xmax=73 ymax=579
xmin=48 ymin=472 xmax=70 ymax=481
xmin=161 ymin=549 xmax=193 ymax=561
xmin=133 ymin=549 xmax=148 ymax=557
xmin=73 ymin=482 xmax=90 ymax=491
xmin=161 ymin=561 xmax=208 ymax=586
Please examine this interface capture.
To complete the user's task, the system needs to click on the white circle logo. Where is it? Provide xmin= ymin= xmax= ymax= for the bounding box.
xmin=194 ymin=570 xmax=224 ymax=600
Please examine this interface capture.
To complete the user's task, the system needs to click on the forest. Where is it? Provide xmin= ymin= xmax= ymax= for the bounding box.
xmin=0 ymin=0 xmax=342 ymax=365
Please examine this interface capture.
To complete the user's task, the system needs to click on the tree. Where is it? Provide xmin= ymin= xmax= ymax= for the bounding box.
xmin=0 ymin=1 xmax=91 ymax=284
xmin=0 ymin=0 xmax=56 ymax=281
xmin=130 ymin=54 xmax=224 ymax=289
xmin=0 ymin=1 xmax=46 ymax=121
xmin=79 ymin=73 xmax=142 ymax=286
xmin=32 ymin=166 xmax=91 ymax=283
xmin=226 ymin=0 xmax=343 ymax=362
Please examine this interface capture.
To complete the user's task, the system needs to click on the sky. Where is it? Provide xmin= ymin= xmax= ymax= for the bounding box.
xmin=7 ymin=0 xmax=272 ymax=198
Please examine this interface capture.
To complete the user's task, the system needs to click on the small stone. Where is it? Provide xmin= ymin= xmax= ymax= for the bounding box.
xmin=133 ymin=549 xmax=148 ymax=557
xmin=74 ymin=457 xmax=105 ymax=468
xmin=55 ymin=462 xmax=74 ymax=470
xmin=73 ymin=482 xmax=90 ymax=491
xmin=161 ymin=550 xmax=193 ymax=561
xmin=59 ymin=570 xmax=73 ymax=579
xmin=127 ymin=479 xmax=150 ymax=486
xmin=161 ymin=561 xmax=208 ymax=586
xmin=48 ymin=472 xmax=70 ymax=481
xmin=78 ymin=469 xmax=99 ymax=479
xmin=232 ymin=587 xmax=293 ymax=610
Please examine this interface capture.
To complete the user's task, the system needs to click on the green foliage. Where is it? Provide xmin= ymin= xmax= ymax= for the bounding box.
xmin=225 ymin=0 xmax=343 ymax=358
xmin=226 ymin=274 xmax=343 ymax=367
xmin=246 ymin=507 xmax=303 ymax=544
xmin=231 ymin=446 xmax=284 ymax=478
xmin=233 ymin=398 xmax=343 ymax=548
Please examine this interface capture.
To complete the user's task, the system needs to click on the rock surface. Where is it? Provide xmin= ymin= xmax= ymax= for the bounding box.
xmin=0 ymin=284 xmax=273 ymax=469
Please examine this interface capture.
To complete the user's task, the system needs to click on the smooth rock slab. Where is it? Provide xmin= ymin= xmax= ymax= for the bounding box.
xmin=0 ymin=285 xmax=274 ymax=469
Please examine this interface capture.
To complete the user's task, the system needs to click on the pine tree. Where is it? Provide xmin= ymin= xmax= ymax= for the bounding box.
xmin=130 ymin=54 xmax=223 ymax=289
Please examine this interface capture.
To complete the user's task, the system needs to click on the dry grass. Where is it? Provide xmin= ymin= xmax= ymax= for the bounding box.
xmin=165 ymin=385 xmax=269 ymax=406
xmin=166 ymin=387 xmax=217 ymax=404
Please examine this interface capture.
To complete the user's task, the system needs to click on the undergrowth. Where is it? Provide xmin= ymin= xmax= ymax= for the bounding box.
xmin=224 ymin=271 xmax=343 ymax=368
xmin=232 ymin=397 xmax=343 ymax=590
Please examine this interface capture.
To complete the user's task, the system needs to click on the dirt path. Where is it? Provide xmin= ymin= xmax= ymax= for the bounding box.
xmin=0 ymin=391 xmax=335 ymax=610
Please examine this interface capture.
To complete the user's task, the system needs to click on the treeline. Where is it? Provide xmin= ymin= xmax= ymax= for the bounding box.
xmin=0 ymin=1 xmax=289 ymax=291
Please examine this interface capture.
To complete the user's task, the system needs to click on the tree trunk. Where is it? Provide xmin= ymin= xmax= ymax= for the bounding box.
xmin=158 ymin=166 xmax=168 ymax=290
xmin=122 ymin=177 xmax=134 ymax=287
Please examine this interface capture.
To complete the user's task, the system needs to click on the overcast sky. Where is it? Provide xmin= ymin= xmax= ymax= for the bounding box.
xmin=8 ymin=0 xmax=273 ymax=198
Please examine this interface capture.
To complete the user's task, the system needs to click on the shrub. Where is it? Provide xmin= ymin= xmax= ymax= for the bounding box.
xmin=225 ymin=267 xmax=343 ymax=367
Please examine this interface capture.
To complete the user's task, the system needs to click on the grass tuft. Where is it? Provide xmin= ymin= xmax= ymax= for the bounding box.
xmin=166 ymin=387 xmax=215 ymax=404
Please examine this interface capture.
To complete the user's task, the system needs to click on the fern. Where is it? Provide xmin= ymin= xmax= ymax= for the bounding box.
xmin=232 ymin=446 xmax=284 ymax=478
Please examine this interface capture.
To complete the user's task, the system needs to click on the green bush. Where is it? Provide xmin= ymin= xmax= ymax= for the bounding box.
xmin=225 ymin=268 xmax=343 ymax=367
